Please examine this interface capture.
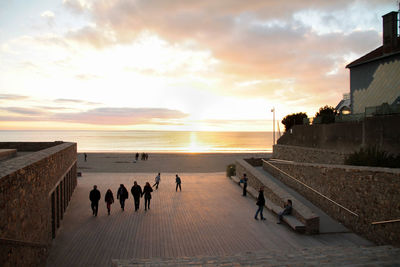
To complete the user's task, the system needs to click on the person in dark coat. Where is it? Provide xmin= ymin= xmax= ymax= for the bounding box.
xmin=254 ymin=186 xmax=266 ymax=220
xmin=239 ymin=173 xmax=248 ymax=196
xmin=175 ymin=174 xmax=182 ymax=192
xmin=89 ymin=185 xmax=101 ymax=216
xmin=277 ymin=199 xmax=292 ymax=224
xmin=131 ymin=181 xmax=143 ymax=211
xmin=135 ymin=152 xmax=139 ymax=161
xmin=105 ymin=189 xmax=114 ymax=215
xmin=117 ymin=184 xmax=129 ymax=211
xmin=142 ymin=182 xmax=153 ymax=211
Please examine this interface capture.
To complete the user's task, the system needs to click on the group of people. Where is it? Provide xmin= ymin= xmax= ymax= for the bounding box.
xmin=135 ymin=152 xmax=149 ymax=161
xmin=239 ymin=173 xmax=292 ymax=224
xmin=89 ymin=173 xmax=182 ymax=216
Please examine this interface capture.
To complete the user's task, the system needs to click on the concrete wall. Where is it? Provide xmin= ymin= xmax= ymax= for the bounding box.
xmin=277 ymin=114 xmax=400 ymax=154
xmin=350 ymin=54 xmax=400 ymax=114
xmin=236 ymin=159 xmax=319 ymax=233
xmin=0 ymin=141 xmax=64 ymax=152
xmin=0 ymin=142 xmax=77 ymax=266
xmin=263 ymin=160 xmax=400 ymax=246
xmin=272 ymin=144 xmax=348 ymax=165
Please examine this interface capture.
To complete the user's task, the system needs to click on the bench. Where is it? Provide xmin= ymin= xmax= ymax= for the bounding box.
xmin=230 ymin=175 xmax=306 ymax=233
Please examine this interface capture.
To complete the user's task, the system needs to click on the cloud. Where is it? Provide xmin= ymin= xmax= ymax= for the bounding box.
xmin=54 ymin=98 xmax=102 ymax=105
xmin=0 ymin=94 xmax=29 ymax=100
xmin=52 ymin=107 xmax=188 ymax=125
xmin=41 ymin=10 xmax=55 ymax=26
xmin=63 ymin=0 xmax=92 ymax=13
xmin=75 ymin=73 xmax=100 ymax=80
xmin=0 ymin=107 xmax=46 ymax=116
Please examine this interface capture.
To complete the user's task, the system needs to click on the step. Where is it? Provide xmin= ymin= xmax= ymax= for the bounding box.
xmin=231 ymin=176 xmax=306 ymax=232
xmin=112 ymin=245 xmax=400 ymax=267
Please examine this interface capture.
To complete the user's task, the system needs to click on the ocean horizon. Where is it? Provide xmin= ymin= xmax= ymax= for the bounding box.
xmin=0 ymin=130 xmax=275 ymax=153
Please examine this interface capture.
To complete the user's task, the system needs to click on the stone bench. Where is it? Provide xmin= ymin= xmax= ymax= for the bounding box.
xmin=234 ymin=159 xmax=320 ymax=234
xmin=231 ymin=175 xmax=306 ymax=233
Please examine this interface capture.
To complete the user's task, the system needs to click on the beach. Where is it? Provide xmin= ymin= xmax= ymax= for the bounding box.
xmin=77 ymin=152 xmax=270 ymax=173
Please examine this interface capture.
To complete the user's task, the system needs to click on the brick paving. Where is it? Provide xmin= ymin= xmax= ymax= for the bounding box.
xmin=46 ymin=172 xmax=378 ymax=267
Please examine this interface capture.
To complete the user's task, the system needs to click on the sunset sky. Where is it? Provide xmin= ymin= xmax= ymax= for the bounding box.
xmin=0 ymin=0 xmax=396 ymax=131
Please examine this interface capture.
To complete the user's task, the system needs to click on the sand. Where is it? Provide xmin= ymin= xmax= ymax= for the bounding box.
xmin=77 ymin=152 xmax=270 ymax=173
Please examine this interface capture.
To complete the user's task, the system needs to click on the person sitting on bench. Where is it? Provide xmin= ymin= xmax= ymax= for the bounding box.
xmin=277 ymin=199 xmax=292 ymax=224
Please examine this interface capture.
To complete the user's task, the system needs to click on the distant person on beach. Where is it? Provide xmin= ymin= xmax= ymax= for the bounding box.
xmin=239 ymin=173 xmax=248 ymax=196
xmin=105 ymin=189 xmax=114 ymax=215
xmin=89 ymin=185 xmax=101 ymax=217
xmin=117 ymin=184 xmax=129 ymax=211
xmin=277 ymin=199 xmax=292 ymax=224
xmin=131 ymin=181 xmax=142 ymax=211
xmin=255 ymin=186 xmax=266 ymax=220
xmin=175 ymin=174 xmax=182 ymax=192
xmin=142 ymin=182 xmax=153 ymax=211
xmin=135 ymin=152 xmax=139 ymax=161
xmin=141 ymin=153 xmax=145 ymax=160
xmin=153 ymin=173 xmax=161 ymax=189
xmin=84 ymin=153 xmax=87 ymax=162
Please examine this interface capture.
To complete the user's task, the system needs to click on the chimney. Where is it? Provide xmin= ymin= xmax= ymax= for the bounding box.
xmin=382 ymin=11 xmax=399 ymax=53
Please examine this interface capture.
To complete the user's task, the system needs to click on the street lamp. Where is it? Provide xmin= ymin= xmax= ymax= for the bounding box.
xmin=271 ymin=107 xmax=275 ymax=146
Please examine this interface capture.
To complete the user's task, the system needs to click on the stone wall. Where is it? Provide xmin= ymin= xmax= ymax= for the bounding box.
xmin=272 ymin=144 xmax=349 ymax=164
xmin=0 ymin=238 xmax=48 ymax=267
xmin=263 ymin=160 xmax=400 ymax=246
xmin=277 ymin=114 xmax=400 ymax=155
xmin=236 ymin=159 xmax=319 ymax=233
xmin=0 ymin=142 xmax=77 ymax=266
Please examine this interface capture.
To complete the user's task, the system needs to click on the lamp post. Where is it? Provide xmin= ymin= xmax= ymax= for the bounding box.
xmin=271 ymin=107 xmax=275 ymax=146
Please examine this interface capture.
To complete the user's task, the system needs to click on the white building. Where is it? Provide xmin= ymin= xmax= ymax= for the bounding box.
xmin=346 ymin=11 xmax=400 ymax=114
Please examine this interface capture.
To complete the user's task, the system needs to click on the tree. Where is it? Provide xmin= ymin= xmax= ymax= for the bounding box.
xmin=314 ymin=105 xmax=337 ymax=124
xmin=281 ymin=112 xmax=308 ymax=132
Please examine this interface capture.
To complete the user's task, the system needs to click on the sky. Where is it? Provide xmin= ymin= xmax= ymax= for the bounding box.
xmin=0 ymin=0 xmax=397 ymax=131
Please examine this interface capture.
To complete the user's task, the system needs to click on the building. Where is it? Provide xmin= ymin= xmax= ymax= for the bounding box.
xmin=0 ymin=142 xmax=77 ymax=266
xmin=346 ymin=11 xmax=400 ymax=114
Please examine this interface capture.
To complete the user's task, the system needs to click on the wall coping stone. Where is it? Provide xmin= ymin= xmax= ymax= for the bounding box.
xmin=268 ymin=159 xmax=400 ymax=174
xmin=0 ymin=142 xmax=76 ymax=178
xmin=274 ymin=144 xmax=349 ymax=155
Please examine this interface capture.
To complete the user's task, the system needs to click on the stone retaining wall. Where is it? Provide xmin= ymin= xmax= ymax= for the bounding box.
xmin=236 ymin=159 xmax=319 ymax=233
xmin=0 ymin=141 xmax=63 ymax=152
xmin=263 ymin=160 xmax=400 ymax=246
xmin=0 ymin=238 xmax=48 ymax=267
xmin=272 ymin=144 xmax=349 ymax=165
xmin=0 ymin=142 xmax=77 ymax=266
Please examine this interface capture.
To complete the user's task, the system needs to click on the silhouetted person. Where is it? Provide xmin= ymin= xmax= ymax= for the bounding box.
xmin=89 ymin=185 xmax=101 ymax=216
xmin=255 ymin=186 xmax=266 ymax=220
xmin=277 ymin=199 xmax=292 ymax=224
xmin=240 ymin=173 xmax=248 ymax=196
xmin=117 ymin=184 xmax=129 ymax=211
xmin=153 ymin=173 xmax=161 ymax=189
xmin=142 ymin=182 xmax=153 ymax=211
xmin=135 ymin=152 xmax=139 ymax=161
xmin=105 ymin=189 xmax=114 ymax=215
xmin=84 ymin=153 xmax=87 ymax=162
xmin=175 ymin=174 xmax=182 ymax=192
xmin=131 ymin=181 xmax=143 ymax=211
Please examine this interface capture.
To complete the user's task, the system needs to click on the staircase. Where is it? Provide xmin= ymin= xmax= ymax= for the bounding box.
xmin=112 ymin=245 xmax=400 ymax=266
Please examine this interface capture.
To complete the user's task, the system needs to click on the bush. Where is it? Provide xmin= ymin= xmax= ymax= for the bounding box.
xmin=281 ymin=112 xmax=308 ymax=132
xmin=226 ymin=164 xmax=236 ymax=177
xmin=344 ymin=146 xmax=400 ymax=168
xmin=314 ymin=105 xmax=337 ymax=124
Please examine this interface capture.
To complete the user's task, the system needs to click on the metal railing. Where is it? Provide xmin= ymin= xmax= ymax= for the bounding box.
xmin=263 ymin=159 xmax=359 ymax=217
xmin=371 ymin=219 xmax=400 ymax=225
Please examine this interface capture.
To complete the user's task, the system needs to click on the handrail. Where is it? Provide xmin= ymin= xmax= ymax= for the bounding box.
xmin=263 ymin=159 xmax=359 ymax=217
xmin=0 ymin=237 xmax=48 ymax=248
xmin=371 ymin=219 xmax=400 ymax=225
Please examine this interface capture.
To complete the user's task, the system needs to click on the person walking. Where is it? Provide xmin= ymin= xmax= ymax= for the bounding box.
xmin=135 ymin=152 xmax=139 ymax=161
xmin=142 ymin=182 xmax=153 ymax=211
xmin=84 ymin=153 xmax=87 ymax=162
xmin=131 ymin=181 xmax=143 ymax=211
xmin=240 ymin=173 xmax=248 ymax=196
xmin=89 ymin=185 xmax=101 ymax=216
xmin=105 ymin=189 xmax=114 ymax=215
xmin=153 ymin=173 xmax=161 ymax=189
xmin=254 ymin=186 xmax=266 ymax=220
xmin=175 ymin=174 xmax=182 ymax=192
xmin=117 ymin=184 xmax=129 ymax=211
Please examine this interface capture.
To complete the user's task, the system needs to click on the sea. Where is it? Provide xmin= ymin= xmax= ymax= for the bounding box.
xmin=0 ymin=131 xmax=274 ymax=153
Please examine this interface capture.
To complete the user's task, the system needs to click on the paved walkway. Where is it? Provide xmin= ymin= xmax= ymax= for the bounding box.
xmin=46 ymin=172 xmax=372 ymax=267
